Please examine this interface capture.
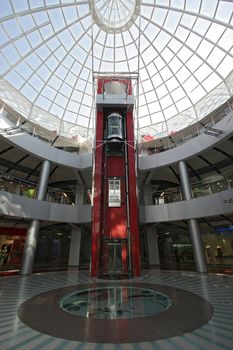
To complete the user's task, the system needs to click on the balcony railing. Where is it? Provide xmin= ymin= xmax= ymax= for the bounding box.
xmin=138 ymin=97 xmax=233 ymax=156
xmin=1 ymin=168 xmax=233 ymax=206
xmin=0 ymin=105 xmax=92 ymax=155
xmin=0 ymin=170 xmax=76 ymax=205
xmin=145 ymin=169 xmax=233 ymax=205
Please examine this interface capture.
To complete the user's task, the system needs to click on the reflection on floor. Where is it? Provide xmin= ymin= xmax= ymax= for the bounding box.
xmin=60 ymin=286 xmax=171 ymax=319
xmin=0 ymin=269 xmax=233 ymax=349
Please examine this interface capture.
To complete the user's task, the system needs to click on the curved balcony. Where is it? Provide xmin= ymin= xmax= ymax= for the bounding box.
xmin=1 ymin=168 xmax=233 ymax=224
xmin=140 ymin=188 xmax=233 ymax=224
xmin=1 ymin=166 xmax=233 ymax=209
xmin=0 ymin=191 xmax=91 ymax=223
xmin=0 ymin=112 xmax=92 ymax=170
xmin=1 ymin=98 xmax=233 ymax=173
xmin=0 ymin=170 xmax=91 ymax=205
xmin=139 ymin=101 xmax=233 ymax=171
xmin=139 ymin=98 xmax=233 ymax=155
xmin=1 ymin=185 xmax=232 ymax=224
xmin=0 ymin=100 xmax=93 ymax=155
xmin=143 ymin=169 xmax=233 ymax=205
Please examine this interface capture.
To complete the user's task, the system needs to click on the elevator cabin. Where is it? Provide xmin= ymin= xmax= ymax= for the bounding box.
xmin=91 ymin=78 xmax=140 ymax=278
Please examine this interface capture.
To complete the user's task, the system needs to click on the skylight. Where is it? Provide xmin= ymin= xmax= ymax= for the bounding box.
xmin=0 ymin=0 xmax=232 ymax=140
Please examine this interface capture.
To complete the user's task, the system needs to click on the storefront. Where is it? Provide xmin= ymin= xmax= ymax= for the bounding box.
xmin=203 ymin=226 xmax=233 ymax=266
xmin=0 ymin=227 xmax=26 ymax=269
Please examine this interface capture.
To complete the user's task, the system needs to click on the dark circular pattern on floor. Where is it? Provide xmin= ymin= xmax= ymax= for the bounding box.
xmin=17 ymin=282 xmax=213 ymax=343
xmin=60 ymin=286 xmax=171 ymax=319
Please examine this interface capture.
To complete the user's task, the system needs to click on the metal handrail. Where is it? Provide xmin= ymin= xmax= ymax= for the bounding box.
xmin=138 ymin=98 xmax=233 ymax=155
xmin=147 ymin=169 xmax=233 ymax=205
xmin=0 ymin=170 xmax=75 ymax=205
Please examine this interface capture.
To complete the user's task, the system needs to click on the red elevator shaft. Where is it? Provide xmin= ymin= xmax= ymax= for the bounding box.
xmin=91 ymin=78 xmax=140 ymax=278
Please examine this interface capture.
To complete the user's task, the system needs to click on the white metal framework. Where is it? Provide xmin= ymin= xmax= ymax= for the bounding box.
xmin=89 ymin=0 xmax=141 ymax=33
xmin=0 ymin=0 xmax=232 ymax=141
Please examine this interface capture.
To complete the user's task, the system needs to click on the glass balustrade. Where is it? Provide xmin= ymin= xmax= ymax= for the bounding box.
xmin=0 ymin=175 xmax=37 ymax=198
xmin=0 ymin=109 xmax=92 ymax=155
xmin=0 ymin=168 xmax=233 ymax=206
xmin=138 ymin=100 xmax=233 ymax=156
xmin=0 ymin=171 xmax=75 ymax=205
xmin=1 ymin=96 xmax=232 ymax=157
xmin=46 ymin=189 xmax=75 ymax=205
xmin=1 ymin=168 xmax=233 ymax=206
xmin=149 ymin=170 xmax=233 ymax=205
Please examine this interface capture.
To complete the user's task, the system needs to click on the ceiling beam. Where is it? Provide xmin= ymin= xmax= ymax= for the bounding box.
xmin=25 ymin=161 xmax=42 ymax=180
xmin=0 ymin=157 xmax=40 ymax=177
xmin=0 ymin=146 xmax=14 ymax=155
xmin=198 ymin=155 xmax=221 ymax=174
xmin=169 ymin=166 xmax=180 ymax=182
xmin=6 ymin=154 xmax=30 ymax=174
xmin=213 ymin=147 xmax=233 ymax=159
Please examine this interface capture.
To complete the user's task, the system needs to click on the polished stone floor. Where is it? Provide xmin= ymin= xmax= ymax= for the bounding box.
xmin=0 ymin=269 xmax=233 ymax=349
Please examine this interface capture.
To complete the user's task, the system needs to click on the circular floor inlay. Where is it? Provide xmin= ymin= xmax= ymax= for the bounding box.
xmin=17 ymin=282 xmax=213 ymax=343
xmin=60 ymin=286 xmax=171 ymax=319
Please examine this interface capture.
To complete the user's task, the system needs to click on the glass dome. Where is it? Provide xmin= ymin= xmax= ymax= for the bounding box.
xmin=0 ymin=0 xmax=232 ymax=140
xmin=89 ymin=0 xmax=141 ymax=33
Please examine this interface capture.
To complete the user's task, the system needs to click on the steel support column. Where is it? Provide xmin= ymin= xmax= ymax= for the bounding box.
xmin=178 ymin=160 xmax=207 ymax=273
xmin=68 ymin=227 xmax=81 ymax=267
xmin=20 ymin=160 xmax=50 ymax=275
xmin=147 ymin=225 xmax=160 ymax=266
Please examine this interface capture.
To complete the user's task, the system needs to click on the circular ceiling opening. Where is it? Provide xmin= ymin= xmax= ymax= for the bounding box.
xmin=89 ymin=0 xmax=141 ymax=33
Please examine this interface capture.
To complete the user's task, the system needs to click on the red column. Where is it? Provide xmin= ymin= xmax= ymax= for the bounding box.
xmin=126 ymin=111 xmax=140 ymax=276
xmin=91 ymin=110 xmax=104 ymax=277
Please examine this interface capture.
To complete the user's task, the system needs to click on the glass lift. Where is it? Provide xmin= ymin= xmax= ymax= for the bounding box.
xmin=100 ymin=237 xmax=129 ymax=278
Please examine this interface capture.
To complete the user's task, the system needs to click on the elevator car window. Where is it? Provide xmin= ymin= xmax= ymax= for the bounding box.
xmin=108 ymin=179 xmax=121 ymax=207
xmin=107 ymin=113 xmax=123 ymax=140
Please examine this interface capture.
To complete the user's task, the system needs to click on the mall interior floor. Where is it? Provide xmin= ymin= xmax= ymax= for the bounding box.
xmin=0 ymin=269 xmax=233 ymax=349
